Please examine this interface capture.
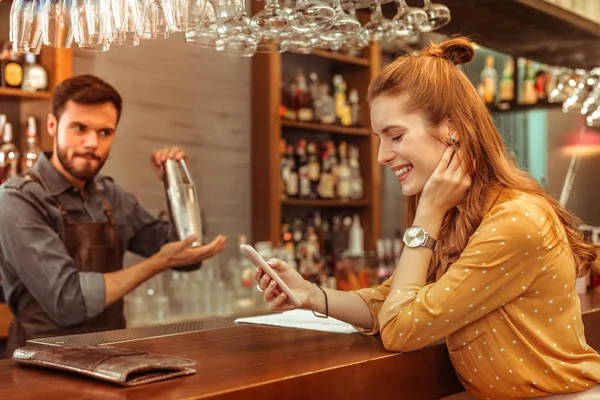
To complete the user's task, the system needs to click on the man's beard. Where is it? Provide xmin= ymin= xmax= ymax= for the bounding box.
xmin=57 ymin=145 xmax=106 ymax=181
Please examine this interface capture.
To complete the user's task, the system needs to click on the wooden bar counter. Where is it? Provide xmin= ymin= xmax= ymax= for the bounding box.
xmin=0 ymin=288 xmax=597 ymax=400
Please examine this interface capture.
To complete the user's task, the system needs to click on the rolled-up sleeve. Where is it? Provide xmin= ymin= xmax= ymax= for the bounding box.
xmin=353 ymin=278 xmax=393 ymax=335
xmin=0 ymin=189 xmax=105 ymax=325
xmin=377 ymin=200 xmax=546 ymax=352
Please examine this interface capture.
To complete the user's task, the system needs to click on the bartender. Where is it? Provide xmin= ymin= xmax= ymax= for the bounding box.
xmin=0 ymin=74 xmax=226 ymax=356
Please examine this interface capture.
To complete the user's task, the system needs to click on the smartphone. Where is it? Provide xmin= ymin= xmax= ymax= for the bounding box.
xmin=239 ymin=244 xmax=303 ymax=307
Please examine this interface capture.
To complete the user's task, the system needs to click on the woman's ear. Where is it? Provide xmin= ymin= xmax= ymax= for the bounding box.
xmin=441 ymin=117 xmax=459 ymax=144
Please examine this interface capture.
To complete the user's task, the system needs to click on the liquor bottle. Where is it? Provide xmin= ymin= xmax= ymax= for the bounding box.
xmin=348 ymin=144 xmax=363 ymax=200
xmin=376 ymin=239 xmax=391 ymax=283
xmin=227 ymin=234 xmax=257 ymax=311
xmin=336 ymin=141 xmax=351 ymax=200
xmin=22 ymin=116 xmax=42 ymax=172
xmin=1 ymin=42 xmax=23 ymax=89
xmin=296 ymin=70 xmax=314 ymax=122
xmin=348 ymin=89 xmax=361 ymax=126
xmin=21 ymin=53 xmax=48 ymax=92
xmin=522 ymin=60 xmax=538 ymax=105
xmin=498 ymin=58 xmax=515 ymax=105
xmin=535 ymin=66 xmax=550 ymax=102
xmin=288 ymin=80 xmax=299 ymax=121
xmin=280 ymin=80 xmax=289 ymax=119
xmin=314 ymin=83 xmax=336 ymax=124
xmin=480 ymin=55 xmax=497 ymax=105
xmin=317 ymin=150 xmax=335 ymax=199
xmin=309 ymin=72 xmax=320 ymax=114
xmin=285 ymin=143 xmax=299 ymax=198
xmin=0 ymin=123 xmax=20 ymax=184
xmin=280 ymin=139 xmax=289 ymax=199
xmin=297 ymin=139 xmax=311 ymax=199
xmin=333 ymin=75 xmax=352 ymax=126
xmin=306 ymin=141 xmax=320 ymax=199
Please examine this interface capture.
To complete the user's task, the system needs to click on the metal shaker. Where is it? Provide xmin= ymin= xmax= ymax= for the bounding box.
xmin=162 ymin=159 xmax=204 ymax=248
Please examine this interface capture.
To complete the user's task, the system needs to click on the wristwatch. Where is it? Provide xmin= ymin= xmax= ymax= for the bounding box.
xmin=403 ymin=226 xmax=438 ymax=251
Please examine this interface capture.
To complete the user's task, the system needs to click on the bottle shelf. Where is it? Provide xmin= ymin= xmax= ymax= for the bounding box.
xmin=282 ymin=198 xmax=370 ymax=207
xmin=310 ymin=49 xmax=371 ymax=67
xmin=0 ymin=88 xmax=52 ymax=99
xmin=282 ymin=120 xmax=371 ymax=136
xmin=487 ymin=100 xmax=563 ymax=113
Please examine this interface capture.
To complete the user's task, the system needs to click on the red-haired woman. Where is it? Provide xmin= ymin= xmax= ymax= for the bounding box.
xmin=254 ymin=37 xmax=600 ymax=399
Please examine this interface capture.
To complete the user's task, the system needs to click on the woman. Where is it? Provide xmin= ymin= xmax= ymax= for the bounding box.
xmin=254 ymin=37 xmax=600 ymax=399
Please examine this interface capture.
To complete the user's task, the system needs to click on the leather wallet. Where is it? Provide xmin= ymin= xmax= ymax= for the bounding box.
xmin=12 ymin=345 xmax=196 ymax=386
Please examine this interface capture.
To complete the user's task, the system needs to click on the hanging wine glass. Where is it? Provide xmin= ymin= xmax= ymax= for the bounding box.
xmin=288 ymin=0 xmax=335 ymax=34
xmin=421 ymin=0 xmax=450 ymax=31
xmin=363 ymin=0 xmax=397 ymax=43
xmin=251 ymin=0 xmax=290 ymax=40
xmin=319 ymin=0 xmax=361 ymax=46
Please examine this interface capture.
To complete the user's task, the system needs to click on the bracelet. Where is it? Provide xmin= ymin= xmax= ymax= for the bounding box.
xmin=311 ymin=284 xmax=329 ymax=319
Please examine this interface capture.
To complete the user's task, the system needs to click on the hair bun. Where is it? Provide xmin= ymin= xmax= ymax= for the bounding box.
xmin=422 ymin=37 xmax=475 ymax=66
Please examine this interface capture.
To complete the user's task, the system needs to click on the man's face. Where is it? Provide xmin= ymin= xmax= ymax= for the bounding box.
xmin=48 ymin=100 xmax=117 ymax=181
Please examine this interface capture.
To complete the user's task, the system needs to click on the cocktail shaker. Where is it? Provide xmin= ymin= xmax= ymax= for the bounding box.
xmin=162 ymin=159 xmax=204 ymax=249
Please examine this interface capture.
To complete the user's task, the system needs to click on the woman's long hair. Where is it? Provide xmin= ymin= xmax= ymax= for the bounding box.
xmin=368 ymin=36 xmax=597 ymax=282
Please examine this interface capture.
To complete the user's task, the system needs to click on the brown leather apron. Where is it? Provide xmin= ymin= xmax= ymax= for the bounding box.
xmin=5 ymin=173 xmax=126 ymax=356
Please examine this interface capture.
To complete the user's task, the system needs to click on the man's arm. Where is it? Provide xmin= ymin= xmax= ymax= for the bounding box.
xmin=0 ymin=188 xmax=103 ymax=325
xmin=0 ymin=187 xmax=172 ymax=324
xmin=101 ymin=177 xmax=202 ymax=271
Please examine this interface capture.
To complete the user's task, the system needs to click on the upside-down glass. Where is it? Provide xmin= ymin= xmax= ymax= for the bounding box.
xmin=41 ymin=0 xmax=74 ymax=48
xmin=363 ymin=0 xmax=396 ymax=43
xmin=288 ymin=0 xmax=335 ymax=34
xmin=10 ymin=0 xmax=43 ymax=53
xmin=422 ymin=0 xmax=450 ymax=31
xmin=71 ymin=0 xmax=113 ymax=51
xmin=319 ymin=0 xmax=361 ymax=46
xmin=142 ymin=0 xmax=170 ymax=39
xmin=112 ymin=0 xmax=144 ymax=46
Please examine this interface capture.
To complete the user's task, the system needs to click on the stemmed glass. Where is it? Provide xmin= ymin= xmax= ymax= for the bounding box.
xmin=421 ymin=0 xmax=450 ymax=31
xmin=319 ymin=0 xmax=361 ymax=47
xmin=363 ymin=0 xmax=396 ymax=43
xmin=288 ymin=0 xmax=335 ymax=34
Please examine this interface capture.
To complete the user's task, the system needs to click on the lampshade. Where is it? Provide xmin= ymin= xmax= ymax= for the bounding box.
xmin=562 ymin=128 xmax=600 ymax=156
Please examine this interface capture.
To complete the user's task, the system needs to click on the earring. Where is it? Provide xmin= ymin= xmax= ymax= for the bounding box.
xmin=447 ymin=136 xmax=457 ymax=145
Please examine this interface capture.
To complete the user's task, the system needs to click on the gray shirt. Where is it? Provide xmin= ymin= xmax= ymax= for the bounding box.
xmin=0 ymin=153 xmax=173 ymax=327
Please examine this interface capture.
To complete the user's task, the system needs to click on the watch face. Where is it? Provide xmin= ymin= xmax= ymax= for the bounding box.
xmin=404 ymin=226 xmax=426 ymax=247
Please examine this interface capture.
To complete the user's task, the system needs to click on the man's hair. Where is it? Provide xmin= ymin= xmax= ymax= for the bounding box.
xmin=52 ymin=74 xmax=123 ymax=122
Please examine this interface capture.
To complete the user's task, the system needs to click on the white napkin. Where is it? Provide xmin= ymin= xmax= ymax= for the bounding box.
xmin=235 ymin=309 xmax=358 ymax=334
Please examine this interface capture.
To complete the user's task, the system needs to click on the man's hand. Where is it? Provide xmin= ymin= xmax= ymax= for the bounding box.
xmin=151 ymin=147 xmax=186 ymax=181
xmin=155 ymin=235 xmax=227 ymax=269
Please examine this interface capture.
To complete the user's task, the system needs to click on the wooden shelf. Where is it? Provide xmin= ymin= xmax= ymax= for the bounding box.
xmin=389 ymin=0 xmax=600 ymax=69
xmin=282 ymin=120 xmax=371 ymax=136
xmin=310 ymin=49 xmax=371 ymax=67
xmin=0 ymin=87 xmax=52 ymax=99
xmin=282 ymin=198 xmax=371 ymax=207
xmin=0 ymin=304 xmax=12 ymax=339
xmin=488 ymin=101 xmax=563 ymax=113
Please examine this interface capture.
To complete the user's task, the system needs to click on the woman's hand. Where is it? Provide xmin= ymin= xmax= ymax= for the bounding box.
xmin=253 ymin=259 xmax=312 ymax=311
xmin=156 ymin=234 xmax=226 ymax=269
xmin=420 ymin=146 xmax=472 ymax=215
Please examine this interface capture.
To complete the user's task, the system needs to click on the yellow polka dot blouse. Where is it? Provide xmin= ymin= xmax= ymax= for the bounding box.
xmin=354 ymin=189 xmax=600 ymax=399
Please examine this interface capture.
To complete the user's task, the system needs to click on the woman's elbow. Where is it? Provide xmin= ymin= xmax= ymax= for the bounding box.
xmin=380 ymin=324 xmax=423 ymax=353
